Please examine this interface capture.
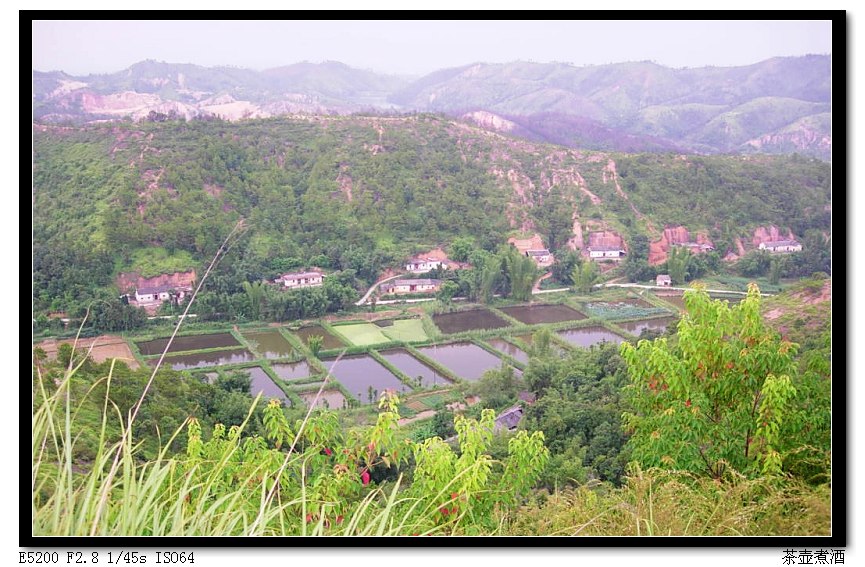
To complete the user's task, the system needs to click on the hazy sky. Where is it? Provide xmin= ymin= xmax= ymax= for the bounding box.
xmin=32 ymin=19 xmax=832 ymax=76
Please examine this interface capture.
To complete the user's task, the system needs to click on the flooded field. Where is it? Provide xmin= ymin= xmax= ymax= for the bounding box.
xmin=498 ymin=304 xmax=586 ymax=325
xmin=487 ymin=338 xmax=529 ymax=364
xmin=136 ymin=333 xmax=240 ymax=356
xmin=432 ymin=309 xmax=511 ymax=334
xmin=292 ymin=326 xmax=346 ymax=350
xmin=379 ymin=349 xmax=452 ymax=388
xmin=147 ymin=347 xmax=255 ymax=370
xmin=245 ymin=366 xmax=289 ymax=402
xmin=655 ymin=294 xmax=686 ymax=311
xmin=617 ymin=317 xmax=678 ymax=337
xmin=298 ymin=389 xmax=348 ymax=410
xmin=271 ymin=360 xmax=315 ymax=381
xmin=416 ymin=342 xmax=507 ymax=381
xmin=582 ymin=300 xmax=671 ymax=320
xmin=556 ymin=327 xmax=625 ymax=348
xmin=322 ymin=355 xmax=411 ymax=404
xmin=242 ymin=330 xmax=294 ymax=359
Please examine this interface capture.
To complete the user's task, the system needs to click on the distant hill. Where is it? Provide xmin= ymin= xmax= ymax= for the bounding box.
xmin=32 ymin=55 xmax=831 ymax=158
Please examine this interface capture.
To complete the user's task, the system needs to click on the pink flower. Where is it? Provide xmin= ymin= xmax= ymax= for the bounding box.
xmin=361 ymin=470 xmax=370 ymax=486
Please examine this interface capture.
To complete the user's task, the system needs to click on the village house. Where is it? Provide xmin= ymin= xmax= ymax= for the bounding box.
xmin=678 ymin=242 xmax=715 ymax=253
xmin=656 ymin=274 xmax=672 ymax=287
xmin=588 ymin=245 xmax=627 ymax=260
xmin=405 ymin=257 xmax=447 ymax=273
xmin=759 ymin=240 xmax=803 ymax=253
xmin=524 ymin=249 xmax=554 ymax=267
xmin=134 ymin=284 xmax=191 ymax=304
xmin=380 ymin=278 xmax=442 ymax=295
xmin=275 ymin=270 xmax=324 ymax=289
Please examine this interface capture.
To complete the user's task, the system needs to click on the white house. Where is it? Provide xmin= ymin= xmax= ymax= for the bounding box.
xmin=656 ymin=275 xmax=672 ymax=287
xmin=759 ymin=240 xmax=802 ymax=253
xmin=525 ymin=249 xmax=554 ymax=267
xmin=588 ymin=245 xmax=626 ymax=260
xmin=405 ymin=257 xmax=446 ymax=273
xmin=134 ymin=284 xmax=190 ymax=304
xmin=276 ymin=270 xmax=324 ymax=289
xmin=381 ymin=278 xmax=442 ymax=295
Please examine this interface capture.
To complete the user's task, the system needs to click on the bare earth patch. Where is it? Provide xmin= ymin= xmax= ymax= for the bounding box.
xmin=36 ymin=335 xmax=140 ymax=369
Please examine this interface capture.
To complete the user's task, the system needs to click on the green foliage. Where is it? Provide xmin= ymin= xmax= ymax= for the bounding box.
xmin=448 ymin=237 xmax=475 ymax=263
xmin=666 ymin=246 xmax=690 ymax=285
xmin=551 ymin=249 xmax=581 ymax=285
xmin=620 ymin=284 xmax=804 ymax=479
xmin=572 ymin=261 xmax=600 ymax=294
xmin=471 ymin=365 xmax=522 ymax=411
xmin=126 ymin=247 xmax=197 ymax=278
xmin=306 ymin=335 xmax=324 ymax=356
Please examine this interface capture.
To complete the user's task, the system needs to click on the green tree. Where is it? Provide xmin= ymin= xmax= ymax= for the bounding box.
xmin=436 ymin=280 xmax=459 ymax=307
xmin=620 ymin=284 xmax=798 ymax=479
xmin=666 ymin=246 xmax=690 ymax=285
xmin=551 ymin=249 xmax=581 ymax=285
xmin=449 ymin=237 xmax=475 ymax=263
xmin=241 ymin=280 xmax=266 ymax=321
xmin=572 ymin=261 xmax=599 ymax=294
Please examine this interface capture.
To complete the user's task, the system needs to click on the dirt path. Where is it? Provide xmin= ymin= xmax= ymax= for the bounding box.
xmin=355 ymin=272 xmax=405 ymax=306
xmin=398 ymin=410 xmax=436 ymax=426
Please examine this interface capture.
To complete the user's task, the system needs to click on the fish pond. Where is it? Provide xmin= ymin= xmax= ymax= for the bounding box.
xmin=242 ymin=330 xmax=295 ymax=359
xmin=379 ymin=349 xmax=452 ymax=388
xmin=136 ymin=332 xmax=240 ymax=355
xmin=147 ymin=348 xmax=255 ymax=370
xmin=556 ymin=327 xmax=625 ymax=348
xmin=244 ymin=366 xmax=290 ymax=403
xmin=291 ymin=326 xmax=346 ymax=350
xmin=298 ymin=389 xmax=348 ymax=410
xmin=617 ymin=316 xmax=678 ymax=337
xmin=271 ymin=360 xmax=316 ymax=381
xmin=322 ymin=355 xmax=411 ymax=404
xmin=415 ymin=342 xmax=508 ymax=381
xmin=498 ymin=304 xmax=586 ymax=325
xmin=432 ymin=309 xmax=511 ymax=334
xmin=486 ymin=338 xmax=529 ymax=364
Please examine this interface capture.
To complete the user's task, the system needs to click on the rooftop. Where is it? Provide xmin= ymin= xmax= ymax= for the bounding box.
xmin=279 ymin=271 xmax=323 ymax=279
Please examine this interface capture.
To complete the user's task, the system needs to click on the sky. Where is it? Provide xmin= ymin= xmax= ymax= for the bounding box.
xmin=32 ymin=19 xmax=832 ymax=76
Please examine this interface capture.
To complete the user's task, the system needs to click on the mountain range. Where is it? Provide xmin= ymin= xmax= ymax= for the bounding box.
xmin=32 ymin=55 xmax=832 ymax=159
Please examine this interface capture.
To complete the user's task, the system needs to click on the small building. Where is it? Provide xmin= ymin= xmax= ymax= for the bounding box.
xmin=381 ymin=278 xmax=442 ymax=295
xmin=134 ymin=284 xmax=190 ymax=304
xmin=405 ymin=257 xmax=447 ymax=273
xmin=276 ymin=270 xmax=324 ymax=289
xmin=525 ymin=249 xmax=554 ymax=267
xmin=494 ymin=404 xmax=525 ymax=433
xmin=759 ymin=240 xmax=803 ymax=253
xmin=588 ymin=245 xmax=626 ymax=260
xmin=678 ymin=242 xmax=715 ymax=253
xmin=656 ymin=275 xmax=672 ymax=287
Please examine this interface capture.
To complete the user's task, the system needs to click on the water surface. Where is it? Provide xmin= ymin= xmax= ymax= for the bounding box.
xmin=292 ymin=326 xmax=346 ymax=350
xmin=498 ymin=304 xmax=585 ymax=325
xmin=432 ymin=309 xmax=510 ymax=334
xmin=379 ymin=349 xmax=452 ymax=388
xmin=322 ymin=355 xmax=411 ymax=404
xmin=617 ymin=317 xmax=678 ymax=336
xmin=487 ymin=338 xmax=529 ymax=364
xmin=243 ymin=330 xmax=294 ymax=359
xmin=556 ymin=327 xmax=625 ymax=348
xmin=246 ymin=366 xmax=290 ymax=402
xmin=148 ymin=348 xmax=255 ymax=370
xmin=271 ymin=360 xmax=315 ymax=381
xmin=416 ymin=342 xmax=507 ymax=381
xmin=137 ymin=333 xmax=240 ymax=355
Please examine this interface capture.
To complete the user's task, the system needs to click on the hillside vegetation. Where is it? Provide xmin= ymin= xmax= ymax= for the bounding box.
xmin=33 ymin=115 xmax=831 ymax=321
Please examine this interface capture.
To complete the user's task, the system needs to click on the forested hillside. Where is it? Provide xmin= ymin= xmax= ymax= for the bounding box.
xmin=33 ymin=115 xmax=831 ymax=320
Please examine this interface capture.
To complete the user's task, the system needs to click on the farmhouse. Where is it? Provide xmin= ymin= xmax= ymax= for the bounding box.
xmin=588 ymin=245 xmax=627 ymax=260
xmin=656 ymin=274 xmax=672 ymax=287
xmin=525 ymin=249 xmax=554 ymax=267
xmin=405 ymin=256 xmax=447 ymax=273
xmin=494 ymin=404 xmax=525 ymax=432
xmin=275 ymin=270 xmax=324 ymax=289
xmin=678 ymin=242 xmax=715 ymax=253
xmin=134 ymin=284 xmax=190 ymax=304
xmin=759 ymin=240 xmax=803 ymax=253
xmin=380 ymin=278 xmax=442 ymax=295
